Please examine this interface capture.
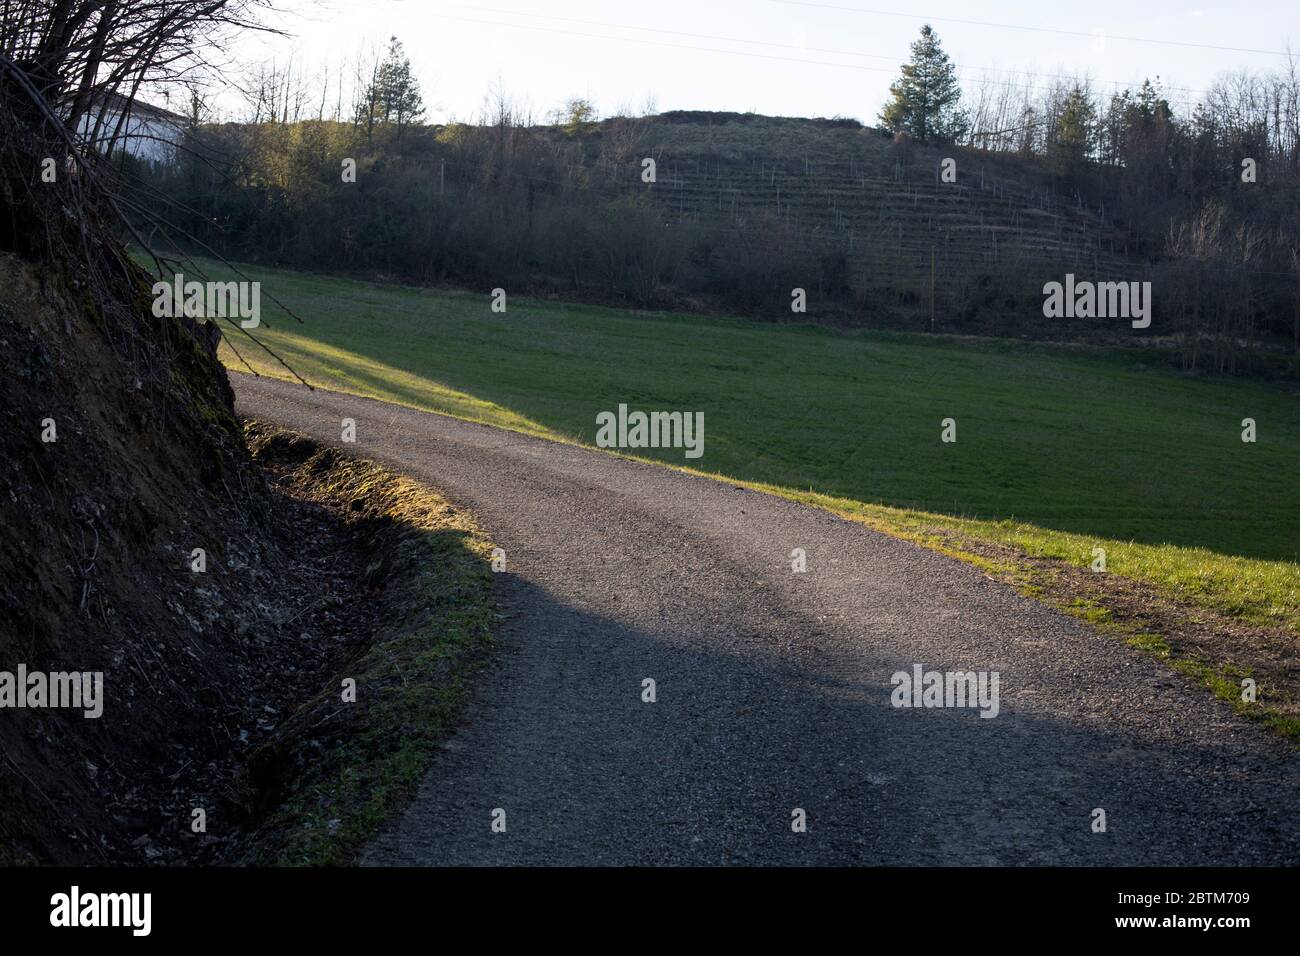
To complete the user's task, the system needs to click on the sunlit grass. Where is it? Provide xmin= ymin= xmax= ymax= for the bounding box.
xmin=172 ymin=257 xmax=1299 ymax=636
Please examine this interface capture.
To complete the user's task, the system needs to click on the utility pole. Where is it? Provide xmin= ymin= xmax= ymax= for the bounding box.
xmin=440 ymin=158 xmax=445 ymax=195
xmin=930 ymin=243 xmax=936 ymax=333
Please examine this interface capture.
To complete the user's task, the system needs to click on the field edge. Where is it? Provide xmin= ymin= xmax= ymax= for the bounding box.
xmin=230 ymin=371 xmax=1299 ymax=744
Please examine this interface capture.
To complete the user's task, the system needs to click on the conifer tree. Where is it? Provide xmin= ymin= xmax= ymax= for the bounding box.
xmin=1050 ymin=85 xmax=1097 ymax=171
xmin=362 ymin=37 xmax=426 ymax=140
xmin=879 ymin=25 xmax=969 ymax=143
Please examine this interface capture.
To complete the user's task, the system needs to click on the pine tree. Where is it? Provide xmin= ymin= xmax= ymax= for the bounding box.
xmin=362 ymin=37 xmax=425 ymax=141
xmin=878 ymin=25 xmax=968 ymax=143
xmin=1050 ymin=85 xmax=1097 ymax=170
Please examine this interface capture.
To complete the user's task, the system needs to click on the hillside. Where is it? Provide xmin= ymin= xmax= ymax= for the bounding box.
xmin=135 ymin=109 xmax=1157 ymax=339
xmin=0 ymin=251 xmax=494 ymax=864
xmin=634 ymin=111 xmax=1139 ymax=327
xmin=0 ymin=65 xmax=490 ymax=861
xmin=0 ymin=250 xmax=261 ymax=862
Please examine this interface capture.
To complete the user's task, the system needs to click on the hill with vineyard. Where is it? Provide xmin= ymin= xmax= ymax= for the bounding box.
xmin=137 ymin=106 xmax=1295 ymax=366
xmin=633 ymin=111 xmax=1142 ymax=328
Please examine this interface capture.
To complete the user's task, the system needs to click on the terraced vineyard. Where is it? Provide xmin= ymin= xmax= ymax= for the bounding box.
xmin=630 ymin=114 xmax=1146 ymax=321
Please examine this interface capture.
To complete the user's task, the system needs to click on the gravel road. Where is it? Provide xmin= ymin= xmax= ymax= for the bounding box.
xmin=233 ymin=373 xmax=1300 ymax=866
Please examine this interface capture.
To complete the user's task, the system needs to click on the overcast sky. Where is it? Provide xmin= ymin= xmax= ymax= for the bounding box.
xmin=207 ymin=0 xmax=1300 ymax=123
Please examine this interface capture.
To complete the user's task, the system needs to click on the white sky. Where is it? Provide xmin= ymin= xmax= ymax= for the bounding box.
xmin=200 ymin=0 xmax=1300 ymax=123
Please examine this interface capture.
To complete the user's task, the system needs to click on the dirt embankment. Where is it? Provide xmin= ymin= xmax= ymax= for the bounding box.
xmin=231 ymin=424 xmax=497 ymax=865
xmin=0 ymin=255 xmax=494 ymax=864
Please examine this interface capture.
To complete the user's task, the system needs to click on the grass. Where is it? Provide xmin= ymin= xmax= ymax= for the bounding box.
xmin=241 ymin=424 xmax=496 ymax=865
xmin=174 ymin=259 xmax=1298 ymax=727
xmin=754 ymin=485 xmax=1300 ymax=632
xmin=722 ymin=478 xmax=1300 ymax=740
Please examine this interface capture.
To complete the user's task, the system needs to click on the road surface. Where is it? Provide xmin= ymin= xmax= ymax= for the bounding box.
xmin=233 ymin=373 xmax=1300 ymax=866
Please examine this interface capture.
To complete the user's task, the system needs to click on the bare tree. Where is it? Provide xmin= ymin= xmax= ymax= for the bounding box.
xmin=0 ymin=0 xmax=307 ymax=383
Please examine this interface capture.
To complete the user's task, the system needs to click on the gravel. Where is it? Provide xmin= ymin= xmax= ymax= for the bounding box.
xmin=234 ymin=373 xmax=1300 ymax=866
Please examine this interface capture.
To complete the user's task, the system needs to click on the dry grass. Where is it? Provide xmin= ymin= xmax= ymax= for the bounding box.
xmin=239 ymin=423 xmax=497 ymax=865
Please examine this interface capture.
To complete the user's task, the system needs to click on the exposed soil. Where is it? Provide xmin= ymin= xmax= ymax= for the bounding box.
xmin=0 ymin=253 xmax=441 ymax=864
xmin=229 ymin=424 xmax=496 ymax=865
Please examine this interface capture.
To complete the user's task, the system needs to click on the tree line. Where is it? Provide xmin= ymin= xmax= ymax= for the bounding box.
xmin=122 ymin=25 xmax=1300 ymax=378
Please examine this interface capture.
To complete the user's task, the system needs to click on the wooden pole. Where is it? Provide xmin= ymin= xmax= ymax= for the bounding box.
xmin=930 ymin=244 xmax=936 ymax=333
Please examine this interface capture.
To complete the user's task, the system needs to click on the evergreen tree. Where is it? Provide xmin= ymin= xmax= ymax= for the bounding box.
xmin=878 ymin=25 xmax=968 ymax=143
xmin=1050 ymin=85 xmax=1097 ymax=171
xmin=362 ymin=37 xmax=425 ymax=141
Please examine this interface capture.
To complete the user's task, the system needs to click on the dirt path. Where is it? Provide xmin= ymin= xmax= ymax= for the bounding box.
xmin=233 ymin=373 xmax=1300 ymax=866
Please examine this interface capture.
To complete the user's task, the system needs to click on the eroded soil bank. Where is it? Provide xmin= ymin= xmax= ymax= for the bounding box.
xmin=0 ymin=252 xmax=493 ymax=864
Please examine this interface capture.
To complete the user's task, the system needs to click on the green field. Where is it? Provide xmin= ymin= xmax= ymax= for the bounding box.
xmin=189 ymin=259 xmax=1299 ymax=634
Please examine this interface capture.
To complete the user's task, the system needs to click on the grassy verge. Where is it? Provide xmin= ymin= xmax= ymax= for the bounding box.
xmin=735 ymin=483 xmax=1300 ymax=740
xmin=240 ymin=423 xmax=496 ymax=864
xmin=750 ymin=485 xmax=1300 ymax=634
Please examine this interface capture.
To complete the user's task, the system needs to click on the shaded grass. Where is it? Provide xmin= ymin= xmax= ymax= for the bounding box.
xmin=241 ymin=423 xmax=496 ymax=865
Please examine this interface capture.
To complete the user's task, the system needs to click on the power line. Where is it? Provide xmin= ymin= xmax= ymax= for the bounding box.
xmin=433 ymin=2 xmax=1213 ymax=96
xmin=770 ymin=1 xmax=1293 ymax=58
xmin=430 ymin=9 xmax=1212 ymax=103
xmin=430 ymin=11 xmax=898 ymax=74
xmin=435 ymin=2 xmax=904 ymax=62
